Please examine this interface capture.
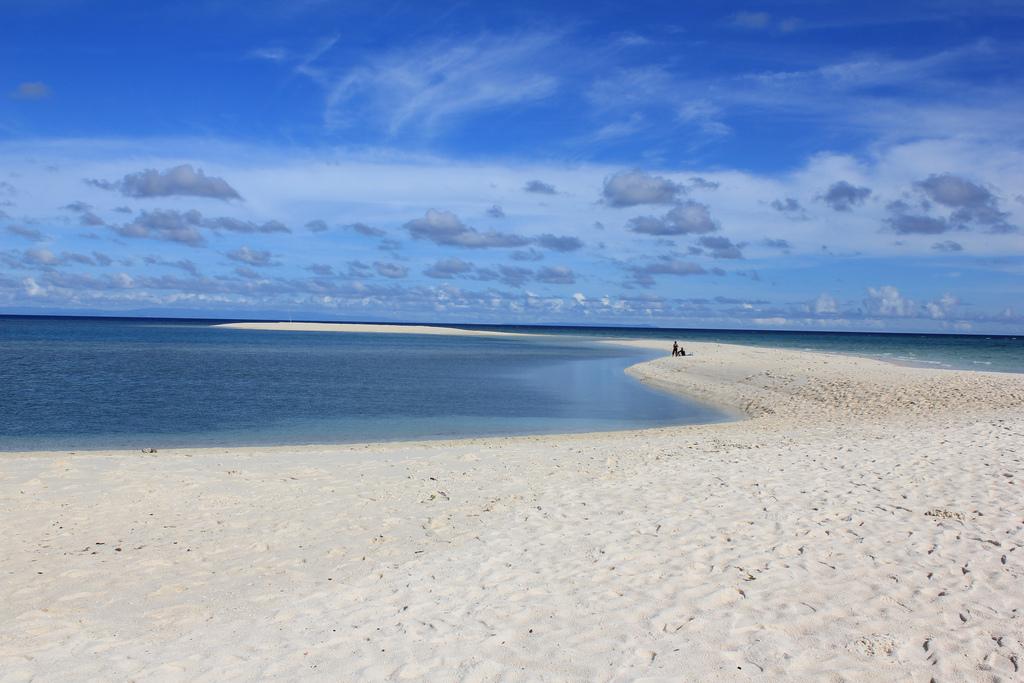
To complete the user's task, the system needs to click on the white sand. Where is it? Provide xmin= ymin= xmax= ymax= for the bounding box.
xmin=2 ymin=339 xmax=1023 ymax=681
xmin=215 ymin=321 xmax=527 ymax=337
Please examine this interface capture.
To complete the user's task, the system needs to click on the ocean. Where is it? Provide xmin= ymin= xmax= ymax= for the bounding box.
xmin=1 ymin=316 xmax=1020 ymax=451
xmin=460 ymin=324 xmax=1024 ymax=374
xmin=0 ymin=316 xmax=725 ymax=451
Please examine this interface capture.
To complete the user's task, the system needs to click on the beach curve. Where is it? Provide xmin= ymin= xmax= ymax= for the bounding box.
xmin=2 ymin=330 xmax=1023 ymax=681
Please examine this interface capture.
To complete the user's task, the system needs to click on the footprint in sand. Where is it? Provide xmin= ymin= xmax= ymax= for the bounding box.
xmin=851 ymin=634 xmax=897 ymax=657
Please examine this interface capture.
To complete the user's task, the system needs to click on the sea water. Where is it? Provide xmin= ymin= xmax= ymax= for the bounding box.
xmin=2 ymin=316 xmax=1020 ymax=451
xmin=0 ymin=316 xmax=726 ymax=451
xmin=466 ymin=325 xmax=1024 ymax=374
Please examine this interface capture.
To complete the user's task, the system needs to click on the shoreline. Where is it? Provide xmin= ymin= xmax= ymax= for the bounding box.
xmin=0 ymin=336 xmax=728 ymax=457
xmin=2 ymin=333 xmax=1019 ymax=458
xmin=2 ymin=332 xmax=1023 ymax=679
xmin=215 ymin=320 xmax=1024 ymax=376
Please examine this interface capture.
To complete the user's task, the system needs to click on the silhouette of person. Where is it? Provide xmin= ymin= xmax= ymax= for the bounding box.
xmin=672 ymin=341 xmax=679 ymax=357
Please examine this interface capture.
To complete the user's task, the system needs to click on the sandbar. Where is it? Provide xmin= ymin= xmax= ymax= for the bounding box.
xmin=214 ymin=321 xmax=527 ymax=337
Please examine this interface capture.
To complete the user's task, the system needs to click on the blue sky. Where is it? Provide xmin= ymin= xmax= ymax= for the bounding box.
xmin=1 ymin=0 xmax=1022 ymax=332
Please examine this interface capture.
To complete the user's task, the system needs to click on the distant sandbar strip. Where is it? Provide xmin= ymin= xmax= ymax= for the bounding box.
xmin=213 ymin=321 xmax=528 ymax=337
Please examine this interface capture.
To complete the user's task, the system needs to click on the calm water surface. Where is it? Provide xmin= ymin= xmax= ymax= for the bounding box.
xmin=0 ymin=317 xmax=726 ymax=451
xmin=4 ymin=316 xmax=1020 ymax=451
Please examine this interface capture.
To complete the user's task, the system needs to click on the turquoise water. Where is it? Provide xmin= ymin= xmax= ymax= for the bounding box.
xmin=0 ymin=317 xmax=726 ymax=451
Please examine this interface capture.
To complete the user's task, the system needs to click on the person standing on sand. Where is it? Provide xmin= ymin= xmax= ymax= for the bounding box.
xmin=672 ymin=341 xmax=679 ymax=357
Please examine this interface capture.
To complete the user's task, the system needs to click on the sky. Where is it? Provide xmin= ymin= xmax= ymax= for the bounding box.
xmin=1 ymin=0 xmax=1023 ymax=333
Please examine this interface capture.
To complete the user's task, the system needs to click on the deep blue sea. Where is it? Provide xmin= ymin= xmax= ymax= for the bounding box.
xmin=1 ymin=316 xmax=1020 ymax=451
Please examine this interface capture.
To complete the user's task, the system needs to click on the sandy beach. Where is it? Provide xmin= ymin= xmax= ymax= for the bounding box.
xmin=2 ymin=334 xmax=1023 ymax=681
xmin=214 ymin=322 xmax=529 ymax=337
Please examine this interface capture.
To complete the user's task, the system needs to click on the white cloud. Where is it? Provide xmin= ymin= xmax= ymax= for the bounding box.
xmin=820 ymin=181 xmax=871 ymax=211
xmin=813 ymin=293 xmax=838 ymax=314
xmin=536 ymin=265 xmax=575 ymax=284
xmin=926 ymin=293 xmax=959 ymax=319
xmin=524 ymin=179 xmax=557 ymax=195
xmin=627 ymin=202 xmax=717 ymax=235
xmin=247 ymin=47 xmax=289 ymax=62
xmin=90 ymin=164 xmax=242 ymax=201
xmin=23 ymin=277 xmax=44 ymax=296
xmin=603 ymin=170 xmax=685 ymax=207
xmin=866 ymin=285 xmax=912 ymax=316
xmin=405 ymin=209 xmax=530 ymax=249
xmin=226 ymin=246 xmax=275 ymax=266
xmin=4 ymin=136 xmax=1022 ymax=264
xmin=1 ymin=136 xmax=1022 ymax=331
xmin=373 ymin=262 xmax=408 ymax=279
xmin=23 ymin=248 xmax=59 ymax=265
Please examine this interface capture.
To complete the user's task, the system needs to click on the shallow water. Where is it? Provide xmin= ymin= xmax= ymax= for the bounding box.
xmin=0 ymin=317 xmax=726 ymax=451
